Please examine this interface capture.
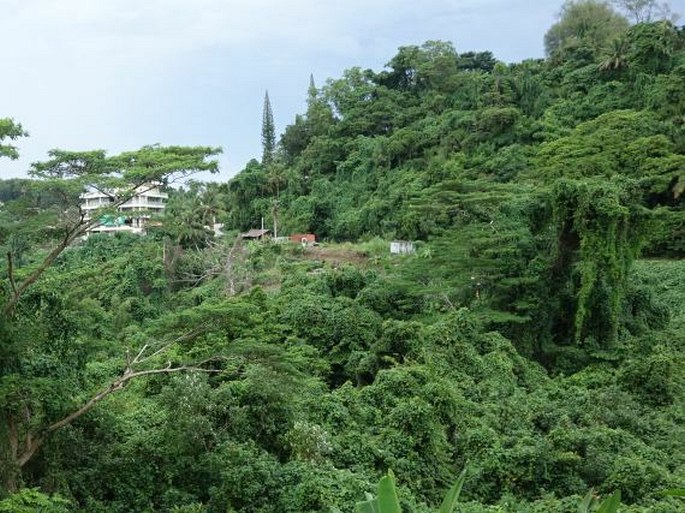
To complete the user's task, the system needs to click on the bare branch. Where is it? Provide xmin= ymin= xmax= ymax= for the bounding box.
xmin=132 ymin=343 xmax=149 ymax=365
xmin=442 ymin=293 xmax=457 ymax=311
xmin=16 ymin=354 xmax=227 ymax=468
xmin=3 ymin=234 xmax=75 ymax=317
xmin=89 ymin=184 xmax=117 ymax=199
xmin=177 ymin=263 xmax=224 ymax=287
xmin=137 ymin=327 xmax=204 ymax=364
xmin=44 ymin=359 xmax=224 ymax=435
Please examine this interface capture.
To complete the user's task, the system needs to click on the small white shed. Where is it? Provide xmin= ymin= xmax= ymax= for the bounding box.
xmin=390 ymin=240 xmax=415 ymax=255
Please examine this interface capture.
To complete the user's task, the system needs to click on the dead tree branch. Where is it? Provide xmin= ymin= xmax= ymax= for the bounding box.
xmin=15 ymin=325 xmax=225 ymax=469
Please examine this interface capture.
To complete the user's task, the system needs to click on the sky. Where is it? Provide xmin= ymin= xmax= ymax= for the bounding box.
xmin=0 ymin=0 xmax=682 ymax=182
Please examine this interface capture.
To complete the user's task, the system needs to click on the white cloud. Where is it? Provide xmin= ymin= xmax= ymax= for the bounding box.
xmin=3 ymin=0 xmax=502 ymax=63
xmin=3 ymin=0 xmax=625 ymax=179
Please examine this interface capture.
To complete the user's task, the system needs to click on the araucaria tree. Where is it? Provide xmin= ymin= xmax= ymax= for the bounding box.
xmin=261 ymin=91 xmax=276 ymax=165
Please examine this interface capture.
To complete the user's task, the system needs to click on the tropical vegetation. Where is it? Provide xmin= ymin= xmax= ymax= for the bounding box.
xmin=0 ymin=1 xmax=684 ymax=511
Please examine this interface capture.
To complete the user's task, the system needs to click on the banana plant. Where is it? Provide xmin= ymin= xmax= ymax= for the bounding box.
xmin=354 ymin=471 xmax=400 ymax=513
xmin=352 ymin=466 xmax=468 ymax=513
xmin=578 ymin=490 xmax=621 ymax=513
xmin=348 ymin=470 xmax=626 ymax=513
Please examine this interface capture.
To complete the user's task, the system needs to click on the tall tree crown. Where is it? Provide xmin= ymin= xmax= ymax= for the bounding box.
xmin=261 ymin=91 xmax=276 ymax=165
xmin=544 ymin=0 xmax=630 ymax=56
xmin=612 ymin=0 xmax=679 ymax=23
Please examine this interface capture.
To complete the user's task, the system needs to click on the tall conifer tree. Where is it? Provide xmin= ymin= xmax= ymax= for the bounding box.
xmin=261 ymin=91 xmax=276 ymax=165
xmin=304 ymin=74 xmax=333 ymax=138
xmin=307 ymin=74 xmax=317 ymax=108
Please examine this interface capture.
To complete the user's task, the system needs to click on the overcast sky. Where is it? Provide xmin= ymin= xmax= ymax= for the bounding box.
xmin=1 ymin=0 xmax=682 ymax=182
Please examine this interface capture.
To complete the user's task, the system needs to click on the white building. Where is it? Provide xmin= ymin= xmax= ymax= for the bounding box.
xmin=390 ymin=240 xmax=415 ymax=255
xmin=80 ymin=183 xmax=168 ymax=235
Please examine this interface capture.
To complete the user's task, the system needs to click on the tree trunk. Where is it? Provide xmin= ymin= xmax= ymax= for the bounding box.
xmin=2 ymin=416 xmax=21 ymax=493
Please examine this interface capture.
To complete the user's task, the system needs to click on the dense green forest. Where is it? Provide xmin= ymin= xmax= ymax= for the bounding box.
xmin=1 ymin=1 xmax=684 ymax=511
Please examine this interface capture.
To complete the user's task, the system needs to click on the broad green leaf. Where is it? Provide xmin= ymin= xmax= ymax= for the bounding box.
xmin=438 ymin=466 xmax=468 ymax=513
xmin=596 ymin=491 xmax=621 ymax=513
xmin=376 ymin=471 xmax=402 ymax=513
xmin=577 ymin=490 xmax=594 ymax=513
xmin=355 ymin=498 xmax=379 ymax=513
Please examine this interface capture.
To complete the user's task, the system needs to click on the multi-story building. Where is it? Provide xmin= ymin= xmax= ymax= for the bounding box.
xmin=80 ymin=183 xmax=168 ymax=235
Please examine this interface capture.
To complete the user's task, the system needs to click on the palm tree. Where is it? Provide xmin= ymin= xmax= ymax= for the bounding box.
xmin=599 ymin=36 xmax=630 ymax=72
xmin=163 ymin=188 xmax=212 ymax=249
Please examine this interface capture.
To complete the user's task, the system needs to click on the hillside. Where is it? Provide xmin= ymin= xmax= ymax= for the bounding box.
xmin=0 ymin=8 xmax=684 ymax=513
